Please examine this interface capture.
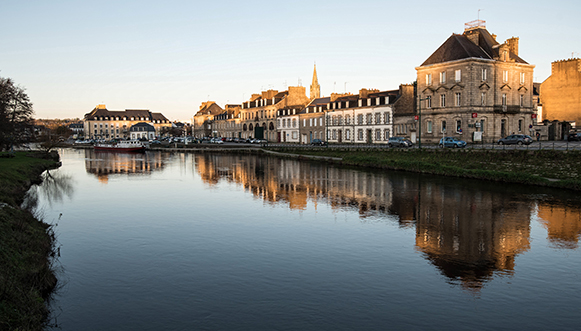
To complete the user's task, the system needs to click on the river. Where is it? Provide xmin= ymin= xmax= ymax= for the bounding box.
xmin=29 ymin=148 xmax=581 ymax=330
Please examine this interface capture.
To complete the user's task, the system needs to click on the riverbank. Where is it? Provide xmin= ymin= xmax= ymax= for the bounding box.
xmin=0 ymin=151 xmax=60 ymax=330
xmin=263 ymin=147 xmax=581 ymax=191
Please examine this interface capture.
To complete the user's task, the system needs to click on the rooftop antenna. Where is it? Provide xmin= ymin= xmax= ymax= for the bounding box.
xmin=334 ymin=82 xmax=336 ymax=92
xmin=478 ymin=8 xmax=483 ymax=21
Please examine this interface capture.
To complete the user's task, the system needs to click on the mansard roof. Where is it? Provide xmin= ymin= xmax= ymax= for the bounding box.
xmin=421 ymin=28 xmax=528 ymax=66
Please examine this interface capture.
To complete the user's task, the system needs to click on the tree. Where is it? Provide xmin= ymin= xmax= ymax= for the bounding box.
xmin=0 ymin=77 xmax=34 ymax=151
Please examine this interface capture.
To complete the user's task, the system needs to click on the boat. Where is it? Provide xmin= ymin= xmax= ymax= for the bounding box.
xmin=94 ymin=140 xmax=147 ymax=152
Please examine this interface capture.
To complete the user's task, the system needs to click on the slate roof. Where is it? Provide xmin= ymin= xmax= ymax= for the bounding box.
xmin=421 ymin=28 xmax=528 ymax=66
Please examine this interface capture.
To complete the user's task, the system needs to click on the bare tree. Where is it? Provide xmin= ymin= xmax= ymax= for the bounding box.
xmin=0 ymin=77 xmax=34 ymax=151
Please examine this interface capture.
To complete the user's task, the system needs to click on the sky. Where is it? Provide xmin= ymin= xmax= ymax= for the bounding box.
xmin=1 ymin=0 xmax=580 ymax=121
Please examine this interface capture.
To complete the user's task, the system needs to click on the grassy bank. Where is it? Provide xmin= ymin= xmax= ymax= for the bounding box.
xmin=265 ymin=147 xmax=581 ymax=190
xmin=0 ymin=151 xmax=60 ymax=331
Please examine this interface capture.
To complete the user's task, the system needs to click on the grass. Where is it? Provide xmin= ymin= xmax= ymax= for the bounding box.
xmin=264 ymin=147 xmax=581 ymax=190
xmin=0 ymin=151 xmax=60 ymax=330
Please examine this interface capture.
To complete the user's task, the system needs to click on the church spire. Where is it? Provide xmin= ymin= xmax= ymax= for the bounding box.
xmin=310 ymin=63 xmax=320 ymax=100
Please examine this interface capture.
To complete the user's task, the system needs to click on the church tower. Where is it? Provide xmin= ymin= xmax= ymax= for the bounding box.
xmin=310 ymin=64 xmax=320 ymax=100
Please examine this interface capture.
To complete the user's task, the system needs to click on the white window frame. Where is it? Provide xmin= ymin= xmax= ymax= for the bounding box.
xmin=455 ymin=69 xmax=461 ymax=82
xmin=440 ymin=71 xmax=446 ymax=84
xmin=455 ymin=92 xmax=461 ymax=107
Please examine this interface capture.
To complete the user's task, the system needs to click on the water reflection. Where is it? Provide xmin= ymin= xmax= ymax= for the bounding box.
xmin=538 ymin=202 xmax=581 ymax=249
xmin=84 ymin=149 xmax=169 ymax=183
xmin=23 ymin=170 xmax=75 ymax=211
xmin=193 ymin=153 xmax=581 ymax=290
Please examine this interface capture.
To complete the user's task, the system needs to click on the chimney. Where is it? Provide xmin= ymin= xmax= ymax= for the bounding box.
xmin=359 ymin=88 xmax=369 ymax=99
xmin=506 ymin=37 xmax=519 ymax=56
xmin=466 ymin=29 xmax=480 ymax=45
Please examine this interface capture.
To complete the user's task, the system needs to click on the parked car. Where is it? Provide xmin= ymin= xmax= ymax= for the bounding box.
xmin=497 ymin=134 xmax=533 ymax=145
xmin=310 ymin=139 xmax=327 ymax=146
xmin=439 ymin=137 xmax=467 ymax=148
xmin=210 ymin=138 xmax=223 ymax=144
xmin=388 ymin=137 xmax=413 ymax=148
xmin=567 ymin=133 xmax=581 ymax=141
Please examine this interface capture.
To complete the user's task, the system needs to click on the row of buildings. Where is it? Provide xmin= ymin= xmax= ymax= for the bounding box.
xmin=78 ymin=20 xmax=580 ymax=144
xmin=193 ymin=20 xmax=545 ymax=144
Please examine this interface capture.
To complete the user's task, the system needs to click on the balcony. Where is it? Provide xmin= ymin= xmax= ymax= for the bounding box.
xmin=493 ymin=105 xmax=520 ymax=114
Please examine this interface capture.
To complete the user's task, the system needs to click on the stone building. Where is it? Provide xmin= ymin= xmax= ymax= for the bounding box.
xmin=540 ymin=58 xmax=581 ymax=126
xmin=415 ymin=20 xmax=536 ymax=143
xmin=298 ymin=97 xmax=330 ymax=144
xmin=325 ymin=89 xmax=396 ymax=144
xmin=192 ymin=101 xmax=224 ymax=138
xmin=129 ymin=122 xmax=156 ymax=140
xmin=84 ymin=104 xmax=171 ymax=140
xmin=212 ymin=104 xmax=242 ymax=139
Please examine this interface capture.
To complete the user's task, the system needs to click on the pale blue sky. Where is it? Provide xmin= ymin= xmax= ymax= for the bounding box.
xmin=1 ymin=0 xmax=579 ymax=120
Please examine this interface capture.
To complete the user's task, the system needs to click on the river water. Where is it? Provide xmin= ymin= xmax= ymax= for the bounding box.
xmin=29 ymin=148 xmax=581 ymax=330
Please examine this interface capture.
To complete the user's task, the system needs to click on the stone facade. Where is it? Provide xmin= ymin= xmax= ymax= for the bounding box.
xmin=326 ymin=89 xmax=396 ymax=144
xmin=84 ymin=104 xmax=171 ymax=140
xmin=192 ymin=101 xmax=224 ymax=138
xmin=540 ymin=58 xmax=581 ymax=125
xmin=415 ymin=21 xmax=536 ymax=143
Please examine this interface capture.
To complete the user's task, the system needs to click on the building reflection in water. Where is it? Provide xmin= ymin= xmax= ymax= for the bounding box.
xmin=84 ymin=149 xmax=168 ymax=184
xmin=538 ymin=202 xmax=581 ymax=249
xmin=193 ymin=153 xmax=581 ymax=291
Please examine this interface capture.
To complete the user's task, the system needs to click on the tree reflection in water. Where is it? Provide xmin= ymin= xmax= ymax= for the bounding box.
xmin=23 ymin=170 xmax=74 ymax=212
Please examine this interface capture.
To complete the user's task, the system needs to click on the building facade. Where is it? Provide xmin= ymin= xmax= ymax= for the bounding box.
xmin=540 ymin=58 xmax=581 ymax=126
xmin=415 ymin=20 xmax=536 ymax=143
xmin=84 ymin=104 xmax=171 ymax=140
xmin=325 ymin=89 xmax=395 ymax=144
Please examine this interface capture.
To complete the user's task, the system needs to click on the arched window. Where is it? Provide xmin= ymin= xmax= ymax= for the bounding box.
xmin=269 ymin=122 xmax=274 ymax=130
xmin=249 ymin=123 xmax=254 ymax=131
xmin=243 ymin=124 xmax=247 ymax=131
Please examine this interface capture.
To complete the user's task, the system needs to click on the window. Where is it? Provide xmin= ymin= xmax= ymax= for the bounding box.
xmin=518 ymin=119 xmax=523 ymax=132
xmin=384 ymin=113 xmax=390 ymax=124
xmin=520 ymin=72 xmax=525 ymax=85
xmin=346 ymin=129 xmax=351 ymax=140
xmin=375 ymin=129 xmax=381 ymax=141
xmin=503 ymin=71 xmax=509 ymax=83
xmin=345 ymin=115 xmax=351 ymax=125
xmin=480 ymin=119 xmax=485 ymax=132
xmin=366 ymin=114 xmax=372 ymax=124
xmin=427 ymin=120 xmax=433 ymax=133
xmin=426 ymin=96 xmax=432 ymax=108
xmin=292 ymin=131 xmax=298 ymax=139
xmin=303 ymin=119 xmax=306 ymax=127
xmin=358 ymin=129 xmax=364 ymax=141
xmin=426 ymin=73 xmax=432 ymax=86
xmin=309 ymin=118 xmax=312 ymax=126
xmin=440 ymin=94 xmax=446 ymax=107
xmin=384 ymin=129 xmax=390 ymax=140
xmin=520 ymin=95 xmax=524 ymax=107
xmin=455 ymin=93 xmax=461 ymax=107
xmin=502 ymin=94 xmax=507 ymax=106
xmin=292 ymin=119 xmax=296 ymax=128
xmin=456 ymin=120 xmax=462 ymax=133
xmin=332 ymin=130 xmax=337 ymax=140
xmin=338 ymin=116 xmax=343 ymax=125
xmin=440 ymin=71 xmax=446 ymax=84
xmin=482 ymin=68 xmax=487 ymax=81
xmin=357 ymin=114 xmax=363 ymax=125
xmin=441 ymin=120 xmax=447 ymax=133
xmin=455 ymin=69 xmax=461 ymax=82
xmin=375 ymin=113 xmax=381 ymax=124
xmin=481 ymin=92 xmax=486 ymax=106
